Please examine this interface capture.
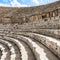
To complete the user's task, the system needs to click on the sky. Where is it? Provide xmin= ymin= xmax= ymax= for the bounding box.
xmin=0 ymin=0 xmax=59 ymax=7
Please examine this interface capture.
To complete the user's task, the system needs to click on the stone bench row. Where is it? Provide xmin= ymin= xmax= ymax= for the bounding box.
xmin=2 ymin=36 xmax=38 ymax=60
xmin=8 ymin=35 xmax=59 ymax=60
xmin=3 ymin=36 xmax=28 ymax=60
xmin=17 ymin=19 xmax=60 ymax=29
xmin=0 ymin=19 xmax=60 ymax=30
xmin=0 ymin=39 xmax=17 ymax=60
xmin=0 ymin=43 xmax=9 ymax=60
xmin=14 ymin=29 xmax=60 ymax=39
xmin=36 ymin=29 xmax=60 ymax=39
xmin=0 ymin=33 xmax=59 ymax=60
xmin=15 ymin=32 xmax=60 ymax=59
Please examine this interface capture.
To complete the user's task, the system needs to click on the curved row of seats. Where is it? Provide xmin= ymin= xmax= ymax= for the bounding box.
xmin=0 ymin=35 xmax=36 ymax=60
xmin=0 ymin=24 xmax=60 ymax=60
xmin=3 ymin=36 xmax=29 ymax=60
xmin=31 ymin=29 xmax=60 ymax=39
xmin=0 ymin=43 xmax=9 ymax=60
xmin=1 ymin=32 xmax=58 ymax=60
xmin=14 ymin=32 xmax=60 ymax=59
xmin=0 ymin=39 xmax=21 ymax=60
xmin=3 ymin=34 xmax=59 ymax=60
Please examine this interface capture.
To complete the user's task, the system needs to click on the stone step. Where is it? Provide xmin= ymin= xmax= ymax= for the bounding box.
xmin=17 ymin=32 xmax=60 ymax=59
xmin=30 ymin=33 xmax=60 ymax=58
xmin=0 ymin=43 xmax=9 ymax=60
xmin=14 ymin=29 xmax=60 ymax=39
xmin=0 ymin=32 xmax=60 ymax=60
xmin=15 ymin=39 xmax=36 ymax=60
xmin=8 ymin=35 xmax=59 ymax=60
xmin=0 ymin=49 xmax=2 ymax=59
xmin=30 ymin=29 xmax=60 ymax=39
xmin=3 ymin=36 xmax=28 ymax=60
xmin=0 ymin=39 xmax=21 ymax=60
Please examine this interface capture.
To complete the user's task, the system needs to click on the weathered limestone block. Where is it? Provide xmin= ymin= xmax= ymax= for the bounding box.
xmin=58 ymin=13 xmax=60 ymax=16
xmin=35 ymin=16 xmax=38 ymax=21
xmin=2 ymin=18 xmax=11 ymax=24
xmin=51 ymin=17 xmax=55 ymax=20
xmin=53 ymin=12 xmax=56 ymax=17
xmin=47 ymin=18 xmax=50 ymax=21
xmin=46 ymin=13 xmax=49 ymax=16
xmin=30 ymin=16 xmax=34 ymax=21
xmin=58 ymin=9 xmax=60 ymax=16
xmin=33 ymin=16 xmax=36 ymax=21
xmin=55 ymin=16 xmax=59 ymax=20
xmin=38 ymin=15 xmax=42 ymax=20
xmin=57 ymin=46 xmax=60 ymax=57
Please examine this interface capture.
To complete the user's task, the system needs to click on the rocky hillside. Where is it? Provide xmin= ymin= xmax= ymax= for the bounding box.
xmin=0 ymin=0 xmax=60 ymax=24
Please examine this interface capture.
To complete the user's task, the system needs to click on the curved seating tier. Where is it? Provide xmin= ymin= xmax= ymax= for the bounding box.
xmin=12 ymin=32 xmax=60 ymax=59
xmin=3 ymin=34 xmax=59 ymax=60
xmin=0 ymin=24 xmax=59 ymax=60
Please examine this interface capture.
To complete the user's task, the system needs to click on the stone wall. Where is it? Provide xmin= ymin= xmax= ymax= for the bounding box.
xmin=29 ymin=8 xmax=60 ymax=22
